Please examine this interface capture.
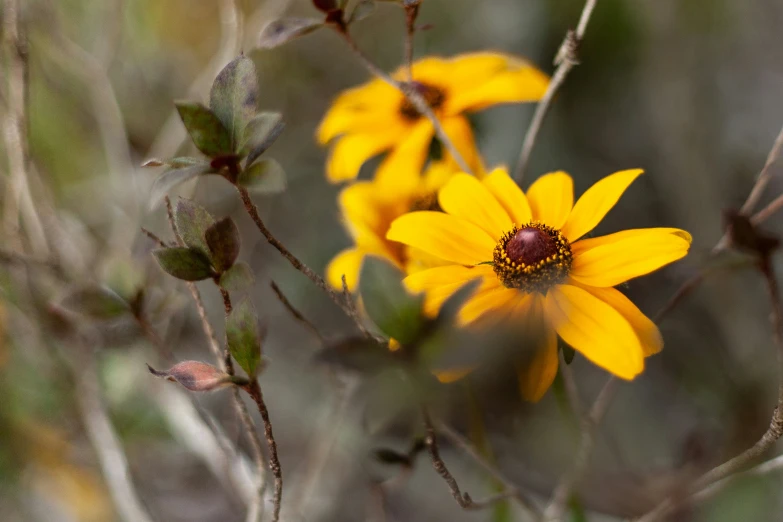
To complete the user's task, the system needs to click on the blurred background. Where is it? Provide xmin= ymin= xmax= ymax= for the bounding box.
xmin=3 ymin=0 xmax=783 ymax=521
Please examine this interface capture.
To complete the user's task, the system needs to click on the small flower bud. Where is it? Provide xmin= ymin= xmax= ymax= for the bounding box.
xmin=147 ymin=361 xmax=232 ymax=392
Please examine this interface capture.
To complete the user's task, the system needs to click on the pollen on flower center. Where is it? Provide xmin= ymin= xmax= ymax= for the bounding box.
xmin=400 ymin=81 xmax=446 ymax=120
xmin=493 ymin=222 xmax=573 ymax=293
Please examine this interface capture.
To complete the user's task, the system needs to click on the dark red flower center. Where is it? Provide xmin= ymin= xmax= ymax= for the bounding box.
xmin=492 ymin=222 xmax=573 ymax=293
xmin=400 ymin=82 xmax=446 ymax=120
xmin=505 ymin=227 xmax=559 ymax=266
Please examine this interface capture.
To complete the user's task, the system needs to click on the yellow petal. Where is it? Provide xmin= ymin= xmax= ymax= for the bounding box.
xmin=434 ymin=367 xmax=476 ymax=384
xmin=444 ymin=53 xmax=550 ymax=113
xmin=482 ymin=167 xmax=532 ymax=224
xmin=374 ymin=119 xmax=435 ymax=197
xmin=579 ymin=285 xmax=663 ymax=357
xmin=458 ymin=285 xmax=518 ymax=325
xmin=326 ymin=132 xmax=398 ymax=183
xmin=440 ymin=116 xmax=485 ymax=176
xmin=545 ymin=284 xmax=644 ymax=380
xmin=570 ymin=229 xmax=691 ymax=287
xmin=317 ymin=79 xmax=402 ymax=144
xmin=326 ymin=248 xmax=365 ymax=291
xmin=387 ymin=211 xmax=495 ymax=265
xmin=518 ymin=325 xmax=558 ymax=402
xmin=526 ymin=171 xmax=573 ymax=229
xmin=405 ymin=264 xmax=495 ymax=292
xmin=572 ymin=228 xmax=692 ymax=255
xmin=338 ymin=183 xmax=405 ymax=262
xmin=438 ymin=173 xmax=512 ymax=239
xmin=419 ymin=273 xmax=499 ymax=317
xmin=561 ymin=169 xmax=644 ymax=242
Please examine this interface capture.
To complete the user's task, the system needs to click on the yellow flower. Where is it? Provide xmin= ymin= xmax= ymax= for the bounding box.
xmin=327 ymin=159 xmax=460 ymax=291
xmin=318 ymin=52 xmax=550 ymax=183
xmin=387 ymin=168 xmax=692 ymax=401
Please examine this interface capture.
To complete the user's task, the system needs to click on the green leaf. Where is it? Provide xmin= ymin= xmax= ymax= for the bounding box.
xmin=205 ymin=217 xmax=240 ymax=272
xmin=175 ymin=101 xmax=232 ymax=157
xmin=314 ymin=337 xmax=395 ymax=374
xmin=257 ymin=18 xmax=324 ymax=49
xmin=360 ymin=256 xmax=424 ymax=346
xmin=209 ymin=56 xmax=259 ymax=152
xmin=174 ymin=198 xmax=215 ymax=257
xmin=348 ymin=0 xmax=375 ymax=23
xmin=241 ymin=112 xmax=285 ymax=166
xmin=61 ymin=285 xmax=130 ymax=320
xmin=153 ymin=247 xmax=214 ymax=281
xmin=149 ymin=164 xmax=211 ymax=209
xmin=219 ymin=262 xmax=255 ymax=292
xmin=238 ymin=158 xmax=287 ymax=194
xmin=226 ymin=298 xmax=262 ymax=377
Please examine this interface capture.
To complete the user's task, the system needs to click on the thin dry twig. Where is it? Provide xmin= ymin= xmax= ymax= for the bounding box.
xmin=244 ymin=380 xmax=284 ymax=522
xmin=421 ymin=408 xmax=527 ymax=511
xmin=163 ymin=196 xmax=268 ymax=522
xmin=75 ymin=353 xmax=156 ymax=522
xmin=403 ymin=3 xmax=419 ymax=82
xmin=270 ymin=280 xmax=324 ymax=342
xmin=334 ymin=28 xmax=472 ymax=175
xmin=435 ymin=420 xmax=542 ymax=517
xmin=236 ymin=185 xmax=371 ymax=338
xmin=540 ymin=377 xmax=618 ymax=522
xmin=714 ymin=124 xmax=783 ymax=252
xmin=2 ymin=0 xmax=48 ymax=254
xmin=637 ymin=256 xmax=783 ymax=522
xmin=513 ymin=0 xmax=599 ymax=182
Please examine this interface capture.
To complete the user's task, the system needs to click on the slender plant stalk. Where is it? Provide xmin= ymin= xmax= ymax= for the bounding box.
xmin=435 ymin=420 xmax=542 ymax=517
xmin=513 ymin=0 xmax=599 ymax=182
xmin=270 ymin=280 xmax=324 ymax=342
xmin=540 ymin=377 xmax=617 ymax=522
xmin=403 ymin=3 xmax=419 ymax=82
xmin=244 ymin=379 xmax=284 ymax=522
xmin=636 ymin=257 xmax=783 ymax=522
xmin=421 ymin=407 xmax=525 ymax=511
xmin=236 ymin=185 xmax=372 ymax=338
xmin=162 ymin=196 xmax=267 ymax=522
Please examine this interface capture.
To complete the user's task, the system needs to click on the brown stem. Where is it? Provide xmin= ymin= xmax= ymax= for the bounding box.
xmin=270 ymin=280 xmax=324 ymax=342
xmin=236 ymin=185 xmax=370 ymax=337
xmin=141 ymin=227 xmax=170 ymax=248
xmin=421 ymin=408 xmax=522 ymax=511
xmin=637 ymin=257 xmax=783 ymax=522
xmin=403 ymin=4 xmax=419 ymax=82
xmin=435 ymin=420 xmax=542 ymax=517
xmin=540 ymin=377 xmax=618 ymax=522
xmin=244 ymin=379 xmax=283 ymax=522
xmin=162 ymin=196 xmax=267 ymax=520
xmin=513 ymin=0 xmax=599 ymax=182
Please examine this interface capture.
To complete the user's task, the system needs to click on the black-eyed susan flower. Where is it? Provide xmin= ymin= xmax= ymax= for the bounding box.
xmin=327 ymin=158 xmax=460 ymax=291
xmin=317 ymin=52 xmax=550 ymax=183
xmin=387 ymin=168 xmax=691 ymax=401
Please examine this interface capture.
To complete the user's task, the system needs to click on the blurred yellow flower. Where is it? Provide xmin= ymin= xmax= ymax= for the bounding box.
xmin=388 ymin=168 xmax=692 ymax=401
xmin=327 ymin=159 xmax=460 ymax=291
xmin=318 ymin=52 xmax=549 ymax=183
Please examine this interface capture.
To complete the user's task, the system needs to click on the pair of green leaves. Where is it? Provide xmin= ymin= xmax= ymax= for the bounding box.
xmin=153 ymin=198 xmax=254 ymax=291
xmin=146 ymin=56 xmax=286 ymax=208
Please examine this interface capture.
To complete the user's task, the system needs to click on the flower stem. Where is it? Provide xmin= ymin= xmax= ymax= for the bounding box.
xmin=513 ymin=0 xmax=599 ymax=182
xmin=244 ymin=379 xmax=283 ymax=522
xmin=236 ymin=185 xmax=371 ymax=338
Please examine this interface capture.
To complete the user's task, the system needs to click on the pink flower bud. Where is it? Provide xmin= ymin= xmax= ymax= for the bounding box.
xmin=147 ymin=361 xmax=231 ymax=392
